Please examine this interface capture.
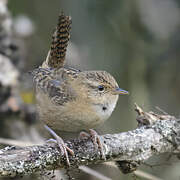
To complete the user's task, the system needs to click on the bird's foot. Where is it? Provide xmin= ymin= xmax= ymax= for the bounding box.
xmin=79 ymin=129 xmax=106 ymax=160
xmin=45 ymin=125 xmax=74 ymax=166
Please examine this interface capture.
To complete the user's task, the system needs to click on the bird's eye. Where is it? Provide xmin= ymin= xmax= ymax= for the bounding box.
xmin=98 ymin=85 xmax=104 ymax=91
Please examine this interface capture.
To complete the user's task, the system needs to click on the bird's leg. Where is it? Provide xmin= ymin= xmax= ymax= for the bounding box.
xmin=79 ymin=129 xmax=106 ymax=160
xmin=44 ymin=125 xmax=74 ymax=166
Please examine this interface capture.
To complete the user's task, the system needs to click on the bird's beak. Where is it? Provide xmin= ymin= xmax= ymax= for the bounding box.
xmin=113 ymin=88 xmax=129 ymax=95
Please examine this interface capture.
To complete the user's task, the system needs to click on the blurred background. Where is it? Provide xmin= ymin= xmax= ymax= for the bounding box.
xmin=0 ymin=0 xmax=179 ymax=179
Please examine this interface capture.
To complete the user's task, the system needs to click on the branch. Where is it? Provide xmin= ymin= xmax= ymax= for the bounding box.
xmin=0 ymin=105 xmax=180 ymax=177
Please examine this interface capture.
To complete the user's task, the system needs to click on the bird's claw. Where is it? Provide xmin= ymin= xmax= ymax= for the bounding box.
xmin=45 ymin=125 xmax=74 ymax=166
xmin=79 ymin=129 xmax=106 ymax=160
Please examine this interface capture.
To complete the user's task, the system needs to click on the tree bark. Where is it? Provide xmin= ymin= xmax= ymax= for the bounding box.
xmin=0 ymin=105 xmax=179 ymax=177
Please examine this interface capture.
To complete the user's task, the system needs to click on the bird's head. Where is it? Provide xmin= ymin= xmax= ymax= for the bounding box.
xmin=71 ymin=70 xmax=128 ymax=120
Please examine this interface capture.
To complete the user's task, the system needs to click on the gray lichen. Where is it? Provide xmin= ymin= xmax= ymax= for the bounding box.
xmin=0 ymin=117 xmax=179 ymax=177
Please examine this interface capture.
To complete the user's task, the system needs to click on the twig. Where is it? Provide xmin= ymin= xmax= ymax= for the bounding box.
xmin=79 ymin=166 xmax=111 ymax=180
xmin=134 ymin=170 xmax=163 ymax=180
xmin=0 ymin=106 xmax=179 ymax=177
xmin=105 ymin=162 xmax=163 ymax=180
xmin=0 ymin=138 xmax=40 ymax=147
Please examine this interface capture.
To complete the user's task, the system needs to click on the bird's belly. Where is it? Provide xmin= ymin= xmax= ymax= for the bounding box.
xmin=38 ymin=99 xmax=107 ymax=133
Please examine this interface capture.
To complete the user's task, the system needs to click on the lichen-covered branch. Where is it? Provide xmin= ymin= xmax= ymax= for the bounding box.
xmin=0 ymin=106 xmax=180 ymax=177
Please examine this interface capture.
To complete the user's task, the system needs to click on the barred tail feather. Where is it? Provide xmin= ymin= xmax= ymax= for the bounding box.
xmin=45 ymin=12 xmax=72 ymax=69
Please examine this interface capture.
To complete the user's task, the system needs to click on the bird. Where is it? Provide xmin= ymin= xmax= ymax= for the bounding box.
xmin=31 ymin=12 xmax=128 ymax=166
